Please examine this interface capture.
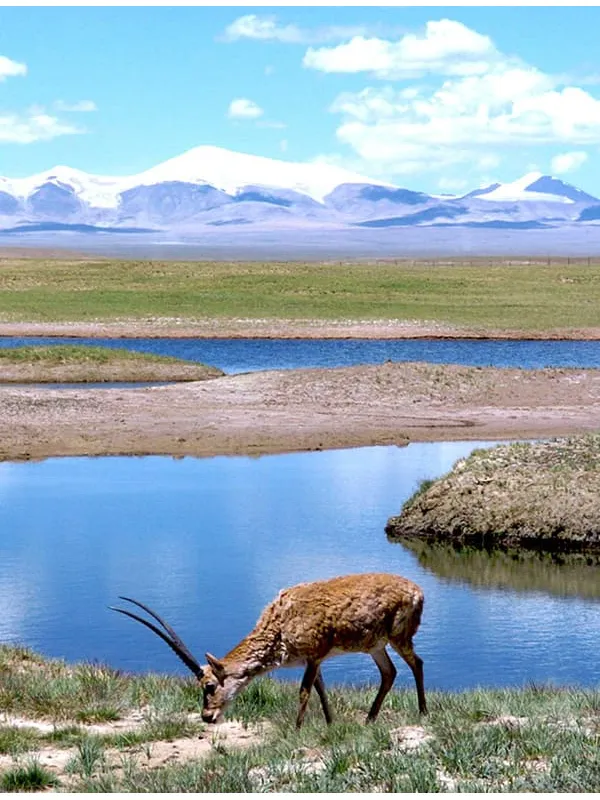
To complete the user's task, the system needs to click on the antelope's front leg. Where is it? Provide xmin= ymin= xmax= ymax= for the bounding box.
xmin=296 ymin=661 xmax=319 ymax=729
xmin=314 ymin=668 xmax=333 ymax=725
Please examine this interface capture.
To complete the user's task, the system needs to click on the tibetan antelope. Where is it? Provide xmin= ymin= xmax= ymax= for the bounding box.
xmin=110 ymin=572 xmax=426 ymax=728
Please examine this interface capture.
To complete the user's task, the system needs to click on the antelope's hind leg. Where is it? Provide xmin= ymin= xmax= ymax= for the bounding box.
xmin=390 ymin=638 xmax=427 ymax=714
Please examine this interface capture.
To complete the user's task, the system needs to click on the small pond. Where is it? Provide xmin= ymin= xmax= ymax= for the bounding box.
xmin=1 ymin=442 xmax=599 ymax=692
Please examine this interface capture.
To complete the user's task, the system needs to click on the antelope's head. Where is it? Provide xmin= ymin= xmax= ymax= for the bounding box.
xmin=110 ymin=597 xmax=240 ymax=724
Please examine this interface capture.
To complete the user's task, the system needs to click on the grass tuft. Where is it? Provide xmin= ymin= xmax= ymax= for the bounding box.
xmin=0 ymin=760 xmax=59 ymax=792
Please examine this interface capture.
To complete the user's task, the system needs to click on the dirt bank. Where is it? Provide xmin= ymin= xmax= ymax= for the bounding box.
xmin=1 ymin=318 xmax=600 ymax=340
xmin=2 ymin=361 xmax=600 ymax=461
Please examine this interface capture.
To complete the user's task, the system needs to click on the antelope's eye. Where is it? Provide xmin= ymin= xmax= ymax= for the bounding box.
xmin=204 ymin=684 xmax=216 ymax=696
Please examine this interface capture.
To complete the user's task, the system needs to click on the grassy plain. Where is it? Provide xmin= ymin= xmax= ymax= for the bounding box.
xmin=1 ymin=645 xmax=599 ymax=792
xmin=1 ymin=257 xmax=600 ymax=331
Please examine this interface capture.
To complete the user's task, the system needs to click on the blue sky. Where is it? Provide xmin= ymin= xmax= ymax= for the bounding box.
xmin=1 ymin=7 xmax=600 ymax=195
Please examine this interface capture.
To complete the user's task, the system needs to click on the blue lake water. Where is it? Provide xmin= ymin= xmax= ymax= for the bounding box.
xmin=1 ymin=442 xmax=599 ymax=693
xmin=2 ymin=336 xmax=600 ymax=373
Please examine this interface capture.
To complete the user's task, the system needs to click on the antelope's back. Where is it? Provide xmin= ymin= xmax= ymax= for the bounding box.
xmin=275 ymin=573 xmax=424 ymax=658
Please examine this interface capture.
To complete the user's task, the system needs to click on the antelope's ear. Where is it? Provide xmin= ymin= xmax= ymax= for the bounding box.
xmin=205 ymin=652 xmax=226 ymax=685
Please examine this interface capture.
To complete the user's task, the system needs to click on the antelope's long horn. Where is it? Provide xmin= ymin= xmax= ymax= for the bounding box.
xmin=109 ymin=596 xmax=204 ymax=679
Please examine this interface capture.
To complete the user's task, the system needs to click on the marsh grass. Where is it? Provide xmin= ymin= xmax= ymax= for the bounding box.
xmin=1 ymin=646 xmax=600 ymax=792
xmin=0 ymin=647 xmax=198 ymax=721
xmin=0 ymin=726 xmax=41 ymax=756
xmin=0 ymin=760 xmax=60 ymax=792
xmin=1 ymin=258 xmax=600 ymax=330
xmin=66 ymin=737 xmax=106 ymax=779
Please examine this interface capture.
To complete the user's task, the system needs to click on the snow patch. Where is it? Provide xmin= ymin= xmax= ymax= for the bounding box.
xmin=477 ymin=172 xmax=574 ymax=204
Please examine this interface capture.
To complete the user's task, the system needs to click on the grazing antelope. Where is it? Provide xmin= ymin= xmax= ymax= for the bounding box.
xmin=110 ymin=572 xmax=426 ymax=728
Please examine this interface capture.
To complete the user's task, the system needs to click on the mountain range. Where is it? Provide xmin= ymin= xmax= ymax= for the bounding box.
xmin=1 ymin=145 xmax=600 ymax=237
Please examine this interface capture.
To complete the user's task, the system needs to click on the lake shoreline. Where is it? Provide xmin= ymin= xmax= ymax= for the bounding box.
xmin=2 ymin=318 xmax=600 ymax=340
xmin=2 ymin=360 xmax=600 ymax=462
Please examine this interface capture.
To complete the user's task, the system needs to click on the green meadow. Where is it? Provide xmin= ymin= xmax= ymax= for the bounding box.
xmin=1 ymin=257 xmax=599 ymax=330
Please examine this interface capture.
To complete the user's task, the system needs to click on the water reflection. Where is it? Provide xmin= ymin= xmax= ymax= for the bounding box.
xmin=397 ymin=540 xmax=600 ymax=601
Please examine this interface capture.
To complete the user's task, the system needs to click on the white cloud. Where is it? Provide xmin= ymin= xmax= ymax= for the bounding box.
xmin=0 ymin=53 xmax=87 ymax=144
xmin=551 ymin=151 xmax=588 ymax=174
xmin=0 ymin=112 xmax=82 ymax=143
xmin=321 ymin=27 xmax=600 ymax=178
xmin=227 ymin=98 xmax=264 ymax=120
xmin=304 ymin=19 xmax=498 ymax=78
xmin=0 ymin=55 xmax=26 ymax=81
xmin=332 ymin=75 xmax=600 ymax=172
xmin=477 ymin=154 xmax=501 ymax=170
xmin=280 ymin=138 xmax=288 ymax=153
xmin=54 ymin=100 xmax=97 ymax=113
xmin=222 ymin=14 xmax=400 ymax=45
xmin=224 ymin=14 xmax=304 ymax=43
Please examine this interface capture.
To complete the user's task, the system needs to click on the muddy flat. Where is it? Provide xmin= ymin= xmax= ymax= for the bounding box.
xmin=2 ymin=361 xmax=600 ymax=461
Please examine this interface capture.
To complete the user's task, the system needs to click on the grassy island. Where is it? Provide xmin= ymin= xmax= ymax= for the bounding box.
xmin=386 ymin=435 xmax=600 ymax=553
xmin=0 ymin=645 xmax=599 ymax=792
xmin=0 ymin=345 xmax=224 ymax=384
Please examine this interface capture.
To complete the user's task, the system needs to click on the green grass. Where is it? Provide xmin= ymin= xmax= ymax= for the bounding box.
xmin=0 ymin=726 xmax=41 ymax=756
xmin=1 ymin=645 xmax=600 ymax=791
xmin=0 ymin=344 xmax=223 ymax=382
xmin=1 ymin=257 xmax=600 ymax=330
xmin=0 ymin=760 xmax=60 ymax=792
xmin=0 ymin=646 xmax=201 ymax=722
xmin=68 ymin=686 xmax=600 ymax=793
xmin=0 ymin=345 xmax=190 ymax=366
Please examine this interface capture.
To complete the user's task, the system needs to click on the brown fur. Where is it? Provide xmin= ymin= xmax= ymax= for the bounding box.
xmin=201 ymin=573 xmax=427 ymax=727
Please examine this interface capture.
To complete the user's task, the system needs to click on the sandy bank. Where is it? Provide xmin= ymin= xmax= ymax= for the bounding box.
xmin=1 ymin=361 xmax=600 ymax=461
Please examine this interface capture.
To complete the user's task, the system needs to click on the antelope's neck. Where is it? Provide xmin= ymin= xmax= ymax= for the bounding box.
xmin=223 ymin=627 xmax=285 ymax=678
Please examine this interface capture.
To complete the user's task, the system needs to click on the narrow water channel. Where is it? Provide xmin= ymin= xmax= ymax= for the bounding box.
xmin=2 ymin=336 xmax=600 ymax=373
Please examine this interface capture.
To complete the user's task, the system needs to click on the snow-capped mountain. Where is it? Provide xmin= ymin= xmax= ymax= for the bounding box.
xmin=461 ymin=172 xmax=598 ymax=205
xmin=0 ymin=145 xmax=598 ymax=235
